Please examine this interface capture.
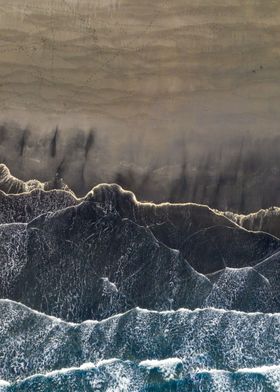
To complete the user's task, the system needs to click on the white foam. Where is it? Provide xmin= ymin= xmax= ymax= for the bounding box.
xmin=140 ymin=357 xmax=183 ymax=380
xmin=0 ymin=381 xmax=10 ymax=386
xmin=238 ymin=364 xmax=280 ymax=374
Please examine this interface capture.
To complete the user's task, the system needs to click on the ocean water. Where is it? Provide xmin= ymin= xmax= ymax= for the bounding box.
xmin=1 ymin=172 xmax=280 ymax=391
